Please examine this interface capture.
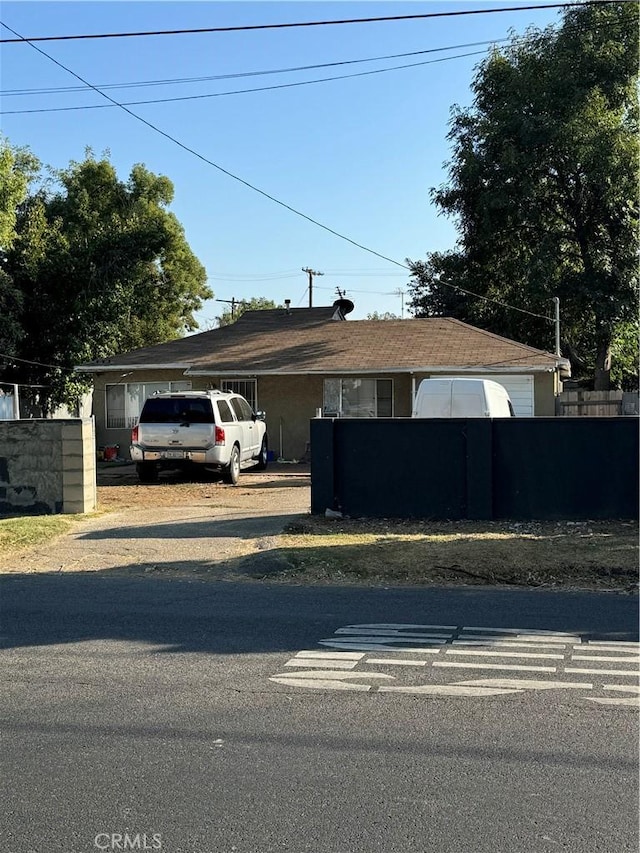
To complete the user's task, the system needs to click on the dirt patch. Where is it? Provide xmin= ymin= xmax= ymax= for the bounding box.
xmin=260 ymin=515 xmax=639 ymax=591
xmin=1 ymin=462 xmax=637 ymax=591
xmin=96 ymin=461 xmax=310 ymax=512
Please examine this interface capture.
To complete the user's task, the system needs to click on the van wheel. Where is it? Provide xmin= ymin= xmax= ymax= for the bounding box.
xmin=255 ymin=437 xmax=268 ymax=470
xmin=223 ymin=445 xmax=241 ymax=485
xmin=136 ymin=462 xmax=158 ymax=484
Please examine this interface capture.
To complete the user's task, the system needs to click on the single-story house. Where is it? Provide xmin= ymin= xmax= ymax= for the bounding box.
xmin=76 ymin=301 xmax=571 ymax=460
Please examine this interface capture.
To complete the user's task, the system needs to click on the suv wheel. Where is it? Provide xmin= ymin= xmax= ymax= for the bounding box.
xmin=223 ymin=445 xmax=241 ymax=485
xmin=136 ymin=461 xmax=158 ymax=484
xmin=255 ymin=437 xmax=268 ymax=470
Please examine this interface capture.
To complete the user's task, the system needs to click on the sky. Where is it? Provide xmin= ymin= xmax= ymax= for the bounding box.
xmin=1 ymin=1 xmax=565 ymax=326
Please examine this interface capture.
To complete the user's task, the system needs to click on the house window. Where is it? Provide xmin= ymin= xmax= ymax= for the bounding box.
xmin=105 ymin=380 xmax=192 ymax=428
xmin=221 ymin=379 xmax=257 ymax=410
xmin=323 ymin=378 xmax=393 ymax=418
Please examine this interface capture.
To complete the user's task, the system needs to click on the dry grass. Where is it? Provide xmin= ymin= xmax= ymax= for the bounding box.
xmin=0 ymin=515 xmax=77 ymax=551
xmin=264 ymin=517 xmax=639 ymax=590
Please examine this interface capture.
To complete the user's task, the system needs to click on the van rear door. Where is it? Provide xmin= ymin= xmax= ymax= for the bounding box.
xmin=413 ymin=379 xmax=452 ymax=417
xmin=450 ymin=379 xmax=488 ymax=417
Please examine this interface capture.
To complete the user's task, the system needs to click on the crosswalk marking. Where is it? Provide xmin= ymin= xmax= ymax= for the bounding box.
xmin=565 ymin=667 xmax=639 ymax=677
xmin=284 ymin=658 xmax=358 ymax=669
xmin=445 ymin=649 xmax=564 ymax=660
xmin=270 ymin=624 xmax=639 ymax=710
xmin=293 ymin=650 xmax=365 ymax=660
xmin=454 ymin=678 xmax=593 ymax=691
xmin=433 ymin=661 xmax=557 ymax=673
xmin=571 ymin=655 xmax=640 ymax=663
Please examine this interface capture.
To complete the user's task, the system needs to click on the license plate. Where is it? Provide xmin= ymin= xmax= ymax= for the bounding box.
xmin=163 ymin=450 xmax=185 ymax=459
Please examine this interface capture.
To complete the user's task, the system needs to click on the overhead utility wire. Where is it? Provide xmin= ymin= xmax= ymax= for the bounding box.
xmin=3 ymin=17 xmax=622 ymax=115
xmin=0 ymin=20 xmax=553 ymax=324
xmin=0 ymin=350 xmax=72 ymax=370
xmin=3 ymin=38 xmax=513 ymax=96
xmin=0 ymin=4 xmax=602 ymax=43
xmin=0 ymin=49 xmax=491 ymax=115
xmin=6 ymin=13 xmax=621 ymax=98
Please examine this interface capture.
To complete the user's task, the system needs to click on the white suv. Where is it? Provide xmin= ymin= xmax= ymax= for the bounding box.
xmin=130 ymin=390 xmax=268 ymax=484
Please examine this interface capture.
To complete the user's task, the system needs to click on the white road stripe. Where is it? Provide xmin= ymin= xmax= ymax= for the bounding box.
xmin=378 ymin=685 xmax=522 ymax=697
xmin=346 ymin=623 xmax=457 ymax=630
xmin=446 ymin=649 xmax=563 ymax=660
xmin=365 ymin=658 xmax=427 ymax=666
xmin=270 ymin=670 xmax=393 ymax=691
xmin=273 ymin=670 xmax=393 ymax=681
xmin=577 ymin=645 xmax=639 ymax=653
xmin=294 ymin=651 xmax=365 ymax=660
xmin=602 ymin=685 xmax=640 ymax=693
xmin=434 ymin=661 xmax=556 ymax=673
xmin=270 ymin=677 xmax=372 ymax=692
xmin=565 ymin=667 xmax=640 ymax=677
xmin=459 ymin=634 xmax=573 ymax=645
xmin=583 ymin=642 xmax=639 ymax=649
xmin=335 ymin=629 xmax=453 ymax=640
xmin=284 ymin=659 xmax=358 ymax=669
xmin=452 ymin=640 xmax=568 ymax=650
xmin=586 ymin=697 xmax=639 ymax=707
xmin=319 ymin=641 xmax=448 ymax=652
xmin=461 ymin=627 xmax=577 ymax=637
xmin=571 ymin=655 xmax=640 ymax=663
xmin=454 ymin=678 xmax=592 ymax=691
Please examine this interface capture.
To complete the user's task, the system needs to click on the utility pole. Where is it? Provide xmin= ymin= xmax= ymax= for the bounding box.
xmin=553 ymin=296 xmax=560 ymax=356
xmin=393 ymin=288 xmax=406 ymax=319
xmin=302 ymin=267 xmax=323 ymax=308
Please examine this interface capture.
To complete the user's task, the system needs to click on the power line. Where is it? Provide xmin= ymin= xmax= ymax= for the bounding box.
xmin=0 ymin=49 xmax=493 ymax=115
xmin=0 ymin=21 xmax=557 ymax=325
xmin=0 ymin=4 xmax=598 ymax=44
xmin=0 ymin=18 xmax=408 ymax=271
xmin=0 ymin=350 xmax=71 ymax=370
xmin=0 ymin=39 xmax=517 ymax=96
xmin=6 ymin=12 xmax=622 ymax=99
xmin=2 ymin=15 xmax=624 ymax=116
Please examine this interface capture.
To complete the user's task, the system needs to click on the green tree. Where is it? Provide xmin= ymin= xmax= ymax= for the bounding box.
xmin=0 ymin=138 xmax=39 ymax=359
xmin=408 ymin=2 xmax=639 ymax=389
xmin=216 ymin=296 xmax=280 ymax=327
xmin=6 ymin=153 xmax=211 ymax=411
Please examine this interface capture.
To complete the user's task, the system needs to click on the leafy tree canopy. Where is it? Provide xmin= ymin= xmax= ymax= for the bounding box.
xmin=3 ymin=150 xmax=211 ymax=411
xmin=408 ymin=2 xmax=639 ymax=390
xmin=216 ymin=296 xmax=280 ymax=327
xmin=0 ymin=138 xmax=40 ymax=359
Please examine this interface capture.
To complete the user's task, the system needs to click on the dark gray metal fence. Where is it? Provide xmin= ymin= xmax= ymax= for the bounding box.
xmin=310 ymin=417 xmax=638 ymax=520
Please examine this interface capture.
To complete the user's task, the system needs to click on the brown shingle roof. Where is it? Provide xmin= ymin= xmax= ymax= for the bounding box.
xmin=78 ymin=307 xmax=567 ymax=374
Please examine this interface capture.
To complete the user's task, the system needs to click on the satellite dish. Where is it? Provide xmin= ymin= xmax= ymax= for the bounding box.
xmin=333 ymin=298 xmax=355 ymax=316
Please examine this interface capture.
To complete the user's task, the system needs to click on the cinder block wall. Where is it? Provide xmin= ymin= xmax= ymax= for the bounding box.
xmin=0 ymin=418 xmax=96 ymax=515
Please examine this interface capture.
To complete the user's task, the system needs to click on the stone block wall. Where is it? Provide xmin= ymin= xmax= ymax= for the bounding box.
xmin=0 ymin=418 xmax=97 ymax=515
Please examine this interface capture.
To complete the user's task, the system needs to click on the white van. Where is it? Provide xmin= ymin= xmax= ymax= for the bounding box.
xmin=412 ymin=378 xmax=515 ymax=418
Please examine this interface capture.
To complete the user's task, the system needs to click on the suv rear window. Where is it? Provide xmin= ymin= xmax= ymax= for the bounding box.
xmin=139 ymin=397 xmax=215 ymax=424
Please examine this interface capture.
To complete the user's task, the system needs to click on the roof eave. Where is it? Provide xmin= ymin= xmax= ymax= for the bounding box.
xmin=75 ymin=363 xmax=192 ymax=373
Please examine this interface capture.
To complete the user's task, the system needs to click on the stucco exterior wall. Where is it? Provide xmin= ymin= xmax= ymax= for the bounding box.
xmin=90 ymin=368 xmax=557 ymax=462
xmin=0 ymin=418 xmax=96 ymax=515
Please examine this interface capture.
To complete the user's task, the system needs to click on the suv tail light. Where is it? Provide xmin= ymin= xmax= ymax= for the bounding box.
xmin=214 ymin=425 xmax=225 ymax=446
xmin=131 ymin=425 xmax=139 ymax=443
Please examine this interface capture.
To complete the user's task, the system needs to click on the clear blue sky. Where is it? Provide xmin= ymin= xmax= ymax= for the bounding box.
xmin=1 ymin=1 xmax=563 ymax=325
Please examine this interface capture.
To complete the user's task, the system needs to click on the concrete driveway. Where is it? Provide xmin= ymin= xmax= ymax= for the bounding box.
xmin=0 ymin=463 xmax=311 ymax=577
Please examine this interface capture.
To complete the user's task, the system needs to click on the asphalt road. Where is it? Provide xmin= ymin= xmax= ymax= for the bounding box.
xmin=1 ymin=576 xmax=638 ymax=853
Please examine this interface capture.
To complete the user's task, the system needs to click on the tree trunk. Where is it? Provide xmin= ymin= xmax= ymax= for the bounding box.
xmin=593 ymin=335 xmax=612 ymax=391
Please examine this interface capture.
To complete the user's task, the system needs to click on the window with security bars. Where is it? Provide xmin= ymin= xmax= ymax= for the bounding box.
xmin=221 ymin=379 xmax=257 ymax=411
xmin=323 ymin=378 xmax=393 ymax=418
xmin=106 ymin=380 xmax=192 ymax=429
